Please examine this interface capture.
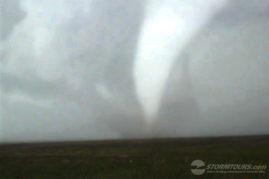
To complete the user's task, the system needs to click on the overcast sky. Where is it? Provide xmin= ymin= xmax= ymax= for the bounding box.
xmin=1 ymin=0 xmax=269 ymax=142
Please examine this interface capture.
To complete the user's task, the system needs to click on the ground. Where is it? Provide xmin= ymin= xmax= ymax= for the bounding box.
xmin=0 ymin=135 xmax=268 ymax=178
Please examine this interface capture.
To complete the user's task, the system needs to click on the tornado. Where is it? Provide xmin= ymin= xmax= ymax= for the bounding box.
xmin=133 ymin=0 xmax=229 ymax=123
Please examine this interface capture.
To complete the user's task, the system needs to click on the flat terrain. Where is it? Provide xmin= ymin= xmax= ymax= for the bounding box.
xmin=0 ymin=135 xmax=268 ymax=179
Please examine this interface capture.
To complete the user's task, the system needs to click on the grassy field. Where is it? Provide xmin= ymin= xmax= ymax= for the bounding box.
xmin=0 ymin=135 xmax=268 ymax=179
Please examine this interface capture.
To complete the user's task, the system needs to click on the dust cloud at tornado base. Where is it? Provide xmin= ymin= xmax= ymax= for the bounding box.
xmin=1 ymin=0 xmax=269 ymax=142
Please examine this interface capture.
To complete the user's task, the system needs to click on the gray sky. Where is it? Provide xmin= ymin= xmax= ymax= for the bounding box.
xmin=1 ymin=0 xmax=269 ymax=142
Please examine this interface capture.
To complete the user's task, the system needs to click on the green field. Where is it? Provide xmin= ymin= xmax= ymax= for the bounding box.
xmin=0 ymin=135 xmax=268 ymax=179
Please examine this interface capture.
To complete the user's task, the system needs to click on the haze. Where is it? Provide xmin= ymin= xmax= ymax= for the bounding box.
xmin=1 ymin=0 xmax=269 ymax=142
